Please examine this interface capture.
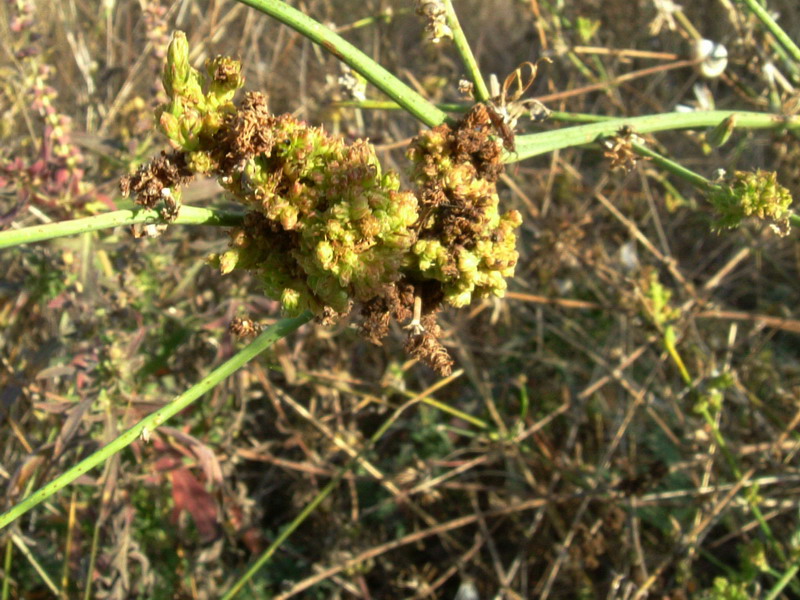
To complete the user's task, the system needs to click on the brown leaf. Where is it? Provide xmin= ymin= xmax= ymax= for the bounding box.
xmin=53 ymin=395 xmax=94 ymax=459
xmin=160 ymin=426 xmax=224 ymax=485
xmin=169 ymin=467 xmax=220 ymax=543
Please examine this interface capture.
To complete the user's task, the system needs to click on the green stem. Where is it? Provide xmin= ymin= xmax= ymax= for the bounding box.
xmin=221 ymin=468 xmax=344 ymax=598
xmin=698 ymin=406 xmax=786 ymax=563
xmin=664 ymin=328 xmax=693 ymax=385
xmin=549 ymin=110 xmax=615 ymax=123
xmin=512 ymin=110 xmax=799 ymax=162
xmin=0 ymin=205 xmax=244 ymax=250
xmin=334 ymin=99 xmax=465 ymax=112
xmin=334 ymin=100 xmax=617 ymax=123
xmin=765 ymin=559 xmax=800 ymax=600
xmin=336 ymin=7 xmax=407 ymax=33
xmin=2 ymin=536 xmax=11 ymax=600
xmin=83 ymin=517 xmax=101 ymax=600
xmin=0 ymin=312 xmax=313 ymax=531
xmin=333 ymin=99 xmax=799 ymax=164
xmin=338 ymin=99 xmax=800 ymax=227
xmin=631 ymin=142 xmax=712 ymax=190
xmin=441 ymin=0 xmax=490 ymax=101
xmin=9 ymin=532 xmax=58 ymax=595
xmin=417 ymin=395 xmax=487 ymax=429
xmin=736 ymin=0 xmax=800 ymax=67
xmin=236 ymin=0 xmax=448 ymax=127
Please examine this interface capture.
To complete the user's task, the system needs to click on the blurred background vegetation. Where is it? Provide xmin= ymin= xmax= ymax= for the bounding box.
xmin=1 ymin=0 xmax=800 ymax=598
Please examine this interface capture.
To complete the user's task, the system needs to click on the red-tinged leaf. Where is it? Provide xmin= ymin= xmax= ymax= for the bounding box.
xmin=76 ymin=370 xmax=91 ymax=390
xmin=93 ymin=192 xmax=116 ymax=210
xmin=153 ymin=454 xmax=182 ymax=472
xmin=47 ymin=292 xmax=69 ymax=310
xmin=169 ymin=467 xmax=220 ymax=543
xmin=240 ymin=527 xmax=264 ymax=554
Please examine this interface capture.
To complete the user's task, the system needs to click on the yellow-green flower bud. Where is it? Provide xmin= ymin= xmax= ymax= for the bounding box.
xmin=163 ymin=32 xmax=190 ymax=98
xmin=281 ymin=288 xmax=301 ymax=314
xmin=187 ymin=151 xmax=216 ymax=174
xmin=163 ymin=32 xmax=204 ymax=105
xmin=206 ymin=56 xmax=244 ymax=108
xmin=448 ymin=288 xmax=473 ymax=308
xmin=315 ymin=240 xmax=335 ymax=268
xmin=158 ymin=111 xmax=181 ymax=144
xmin=457 ymin=250 xmax=480 ymax=275
xmin=219 ymin=249 xmax=240 ymax=275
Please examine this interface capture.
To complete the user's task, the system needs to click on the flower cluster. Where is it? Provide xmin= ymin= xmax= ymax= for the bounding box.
xmin=407 ymin=104 xmax=522 ymax=308
xmin=212 ymin=96 xmax=419 ymax=316
xmin=123 ymin=32 xmax=418 ymax=318
xmin=708 ymin=169 xmax=793 ymax=236
xmin=121 ymin=32 xmax=524 ymax=374
xmin=157 ymin=32 xmax=244 ymax=158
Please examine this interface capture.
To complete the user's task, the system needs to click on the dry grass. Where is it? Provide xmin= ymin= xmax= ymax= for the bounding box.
xmin=2 ymin=0 xmax=800 ymax=598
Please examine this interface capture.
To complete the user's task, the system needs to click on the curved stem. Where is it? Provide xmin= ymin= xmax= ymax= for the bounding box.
xmin=0 ymin=205 xmax=244 ymax=250
xmin=736 ymin=0 xmax=800 ymax=67
xmin=630 ymin=142 xmax=712 ymax=190
xmin=441 ymin=0 xmax=489 ymax=101
xmin=0 ymin=312 xmax=313 ymax=531
xmin=333 ymin=100 xmax=799 ymax=142
xmin=236 ymin=0 xmax=448 ymax=127
xmin=511 ymin=110 xmax=799 ymax=162
xmin=765 ymin=559 xmax=800 ymax=600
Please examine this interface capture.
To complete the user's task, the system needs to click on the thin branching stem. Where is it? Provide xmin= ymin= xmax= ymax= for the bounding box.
xmin=1 ymin=537 xmax=11 ymax=600
xmin=332 ymin=99 xmax=800 ymax=160
xmin=696 ymin=406 xmax=788 ymax=565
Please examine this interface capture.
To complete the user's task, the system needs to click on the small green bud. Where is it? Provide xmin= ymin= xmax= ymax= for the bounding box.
xmin=664 ymin=324 xmax=677 ymax=349
xmin=219 ymin=250 xmax=240 ymax=275
xmin=448 ymin=288 xmax=473 ymax=308
xmin=180 ymin=106 xmax=203 ymax=147
xmin=315 ymin=240 xmax=335 ymax=268
xmin=281 ymin=288 xmax=302 ymax=314
xmin=158 ymin=111 xmax=181 ymax=143
xmin=163 ymin=32 xmax=190 ymax=97
xmin=706 ymin=115 xmax=736 ymax=148
xmin=206 ymin=55 xmax=244 ymax=108
xmin=743 ymin=540 xmax=769 ymax=573
xmin=457 ymin=250 xmax=480 ymax=275
xmin=163 ymin=32 xmax=204 ymax=104
xmin=187 ymin=151 xmax=215 ymax=174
